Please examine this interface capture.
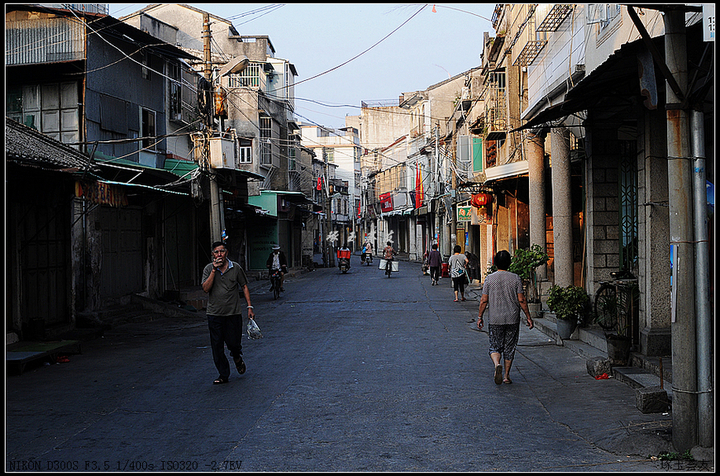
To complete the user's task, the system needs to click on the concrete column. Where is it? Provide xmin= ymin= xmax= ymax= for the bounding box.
xmin=639 ymin=112 xmax=671 ymax=357
xmin=527 ymin=130 xmax=547 ymax=281
xmin=665 ymin=9 xmax=697 ymax=452
xmin=550 ymin=127 xmax=573 ymax=287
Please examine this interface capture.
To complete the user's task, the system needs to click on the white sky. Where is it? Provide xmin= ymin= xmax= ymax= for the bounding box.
xmin=108 ymin=3 xmax=497 ymax=130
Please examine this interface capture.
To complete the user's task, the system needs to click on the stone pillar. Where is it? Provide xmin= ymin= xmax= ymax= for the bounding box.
xmin=527 ymin=130 xmax=547 ymax=281
xmin=639 ymin=112 xmax=671 ymax=356
xmin=550 ymin=127 xmax=573 ymax=287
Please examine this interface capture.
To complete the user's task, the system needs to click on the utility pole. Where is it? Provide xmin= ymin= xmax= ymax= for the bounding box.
xmin=203 ymin=13 xmax=223 ymax=243
xmin=450 ymin=125 xmax=458 ymax=253
xmin=664 ymin=9 xmax=697 ymax=452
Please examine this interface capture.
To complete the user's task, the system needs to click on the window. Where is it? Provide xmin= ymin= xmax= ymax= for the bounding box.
xmin=289 ymin=146 xmax=297 ymax=170
xmin=6 ymin=82 xmax=79 ymax=146
xmin=168 ymin=62 xmax=182 ymax=122
xmin=618 ymin=140 xmax=638 ymax=273
xmin=238 ymin=138 xmax=252 ymax=164
xmin=141 ymin=108 xmax=156 ymax=150
xmin=260 ymin=115 xmax=272 ymax=165
xmin=228 ymin=62 xmax=266 ymax=90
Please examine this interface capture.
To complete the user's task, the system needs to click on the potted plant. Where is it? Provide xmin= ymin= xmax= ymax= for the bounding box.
xmin=547 ymin=284 xmax=589 ymax=339
xmin=508 ymin=245 xmax=549 ymax=304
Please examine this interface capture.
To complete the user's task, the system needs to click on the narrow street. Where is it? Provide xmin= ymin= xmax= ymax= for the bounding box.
xmin=7 ymin=260 xmax=673 ymax=472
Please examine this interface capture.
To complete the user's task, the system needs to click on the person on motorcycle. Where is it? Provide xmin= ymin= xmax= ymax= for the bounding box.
xmin=337 ymin=243 xmax=351 ymax=270
xmin=382 ymin=241 xmax=397 ymax=274
xmin=362 ymin=240 xmax=373 ymax=265
xmin=266 ymin=244 xmax=287 ymax=291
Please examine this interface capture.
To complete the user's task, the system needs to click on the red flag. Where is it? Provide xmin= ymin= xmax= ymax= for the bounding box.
xmin=415 ymin=166 xmax=424 ymax=208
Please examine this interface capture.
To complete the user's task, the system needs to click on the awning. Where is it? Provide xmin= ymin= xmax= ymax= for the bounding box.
xmin=266 ymin=190 xmax=313 ymax=204
xmin=512 ymin=34 xmax=655 ymax=133
xmin=484 ymin=160 xmax=529 ymax=182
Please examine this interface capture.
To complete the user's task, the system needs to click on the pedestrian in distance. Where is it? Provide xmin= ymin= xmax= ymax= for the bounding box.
xmin=448 ymin=245 xmax=469 ymax=301
xmin=477 ymin=250 xmax=534 ymax=385
xmin=382 ymin=241 xmax=397 ymax=276
xmin=202 ymin=241 xmax=255 ymax=385
xmin=266 ymin=244 xmax=288 ymax=292
xmin=428 ymin=243 xmax=442 ymax=286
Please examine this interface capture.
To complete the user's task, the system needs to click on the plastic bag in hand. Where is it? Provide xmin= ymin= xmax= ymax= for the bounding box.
xmin=247 ymin=318 xmax=263 ymax=339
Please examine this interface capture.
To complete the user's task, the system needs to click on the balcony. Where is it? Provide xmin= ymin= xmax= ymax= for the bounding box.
xmin=504 ymin=4 xmax=548 ymax=67
xmin=536 ymin=4 xmax=573 ymax=32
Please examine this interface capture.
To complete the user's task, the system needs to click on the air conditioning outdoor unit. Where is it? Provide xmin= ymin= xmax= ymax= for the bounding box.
xmin=209 ymin=137 xmax=237 ymax=169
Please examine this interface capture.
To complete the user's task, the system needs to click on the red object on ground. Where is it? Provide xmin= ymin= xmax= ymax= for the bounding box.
xmin=595 ymin=373 xmax=610 ymax=380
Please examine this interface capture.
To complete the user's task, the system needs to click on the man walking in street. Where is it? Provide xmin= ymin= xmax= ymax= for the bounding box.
xmin=477 ymin=250 xmax=533 ymax=385
xmin=202 ymin=241 xmax=255 ymax=385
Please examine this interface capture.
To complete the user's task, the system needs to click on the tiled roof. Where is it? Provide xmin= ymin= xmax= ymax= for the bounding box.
xmin=5 ymin=118 xmax=96 ymax=172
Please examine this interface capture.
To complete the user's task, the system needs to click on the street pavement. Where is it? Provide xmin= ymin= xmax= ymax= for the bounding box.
xmin=6 ymin=257 xmax=693 ymax=472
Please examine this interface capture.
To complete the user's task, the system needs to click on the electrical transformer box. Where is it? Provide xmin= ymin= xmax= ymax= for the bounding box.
xmin=209 ymin=137 xmax=237 ymax=169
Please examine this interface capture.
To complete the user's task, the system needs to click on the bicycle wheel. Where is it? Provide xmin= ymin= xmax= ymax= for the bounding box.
xmin=273 ymin=277 xmax=280 ymax=299
xmin=594 ymin=284 xmax=618 ymax=330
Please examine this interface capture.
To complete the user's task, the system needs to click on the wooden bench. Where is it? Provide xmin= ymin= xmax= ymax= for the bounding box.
xmin=6 ymin=340 xmax=82 ymax=375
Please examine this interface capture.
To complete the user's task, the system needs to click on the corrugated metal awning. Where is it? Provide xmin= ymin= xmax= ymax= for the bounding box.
xmin=484 ymin=161 xmax=529 ymax=182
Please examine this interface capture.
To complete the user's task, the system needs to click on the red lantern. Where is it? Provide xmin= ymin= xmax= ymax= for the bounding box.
xmin=471 ymin=192 xmax=492 ymax=208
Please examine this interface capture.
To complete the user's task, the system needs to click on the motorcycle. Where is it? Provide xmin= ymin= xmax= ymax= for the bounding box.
xmin=364 ymin=253 xmax=373 ymax=266
xmin=337 ymin=248 xmax=351 ymax=274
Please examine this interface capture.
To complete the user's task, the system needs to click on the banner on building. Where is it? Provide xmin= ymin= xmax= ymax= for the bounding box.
xmin=379 ymin=192 xmax=393 ymax=213
xmin=75 ymin=180 xmax=128 ymax=207
xmin=415 ymin=166 xmax=424 ymax=208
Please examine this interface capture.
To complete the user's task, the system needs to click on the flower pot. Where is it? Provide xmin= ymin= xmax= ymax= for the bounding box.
xmin=606 ymin=334 xmax=631 ymax=365
xmin=556 ymin=318 xmax=577 ymax=340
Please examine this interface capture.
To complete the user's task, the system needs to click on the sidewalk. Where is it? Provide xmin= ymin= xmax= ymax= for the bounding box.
xmin=463 ymin=280 xmax=673 ymax=402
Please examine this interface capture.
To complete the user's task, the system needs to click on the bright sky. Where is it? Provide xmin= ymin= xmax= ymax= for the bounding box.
xmin=108 ymin=3 xmax=497 ymax=130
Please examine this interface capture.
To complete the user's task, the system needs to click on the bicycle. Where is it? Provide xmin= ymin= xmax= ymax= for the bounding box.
xmin=269 ymin=269 xmax=282 ymax=300
xmin=593 ymin=272 xmax=638 ymax=335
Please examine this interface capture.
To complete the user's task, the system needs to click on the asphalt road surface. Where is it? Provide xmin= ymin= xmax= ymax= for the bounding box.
xmin=6 ymin=261 xmax=672 ymax=472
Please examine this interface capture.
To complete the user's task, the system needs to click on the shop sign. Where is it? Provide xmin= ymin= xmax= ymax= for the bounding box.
xmin=75 ymin=180 xmax=128 ymax=207
xmin=457 ymin=206 xmax=472 ymax=221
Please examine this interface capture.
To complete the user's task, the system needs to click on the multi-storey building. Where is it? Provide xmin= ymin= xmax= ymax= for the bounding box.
xmin=300 ymin=124 xmax=361 ymax=254
xmin=121 ymin=4 xmax=312 ymax=271
xmin=5 ymin=4 xmax=204 ymax=337
xmin=485 ymin=4 xmax=713 ymax=452
xmin=358 ymin=70 xmax=483 ymax=262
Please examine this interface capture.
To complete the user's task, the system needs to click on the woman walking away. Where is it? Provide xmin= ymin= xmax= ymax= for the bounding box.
xmin=477 ymin=250 xmax=534 ymax=385
xmin=428 ymin=243 xmax=442 ymax=285
xmin=448 ymin=245 xmax=469 ymax=302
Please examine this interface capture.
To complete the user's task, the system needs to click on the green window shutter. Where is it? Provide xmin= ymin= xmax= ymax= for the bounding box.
xmin=472 ymin=137 xmax=483 ymax=172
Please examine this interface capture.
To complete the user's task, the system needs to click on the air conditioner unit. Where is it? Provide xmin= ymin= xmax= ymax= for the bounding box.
xmin=209 ymin=137 xmax=237 ymax=169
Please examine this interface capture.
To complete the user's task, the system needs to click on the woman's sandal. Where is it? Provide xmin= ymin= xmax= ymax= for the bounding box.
xmin=503 ymin=378 xmax=512 ymax=384
xmin=213 ymin=376 xmax=229 ymax=385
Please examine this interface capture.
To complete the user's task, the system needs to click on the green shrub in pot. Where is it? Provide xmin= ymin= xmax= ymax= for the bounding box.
xmin=547 ymin=285 xmax=589 ymax=321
